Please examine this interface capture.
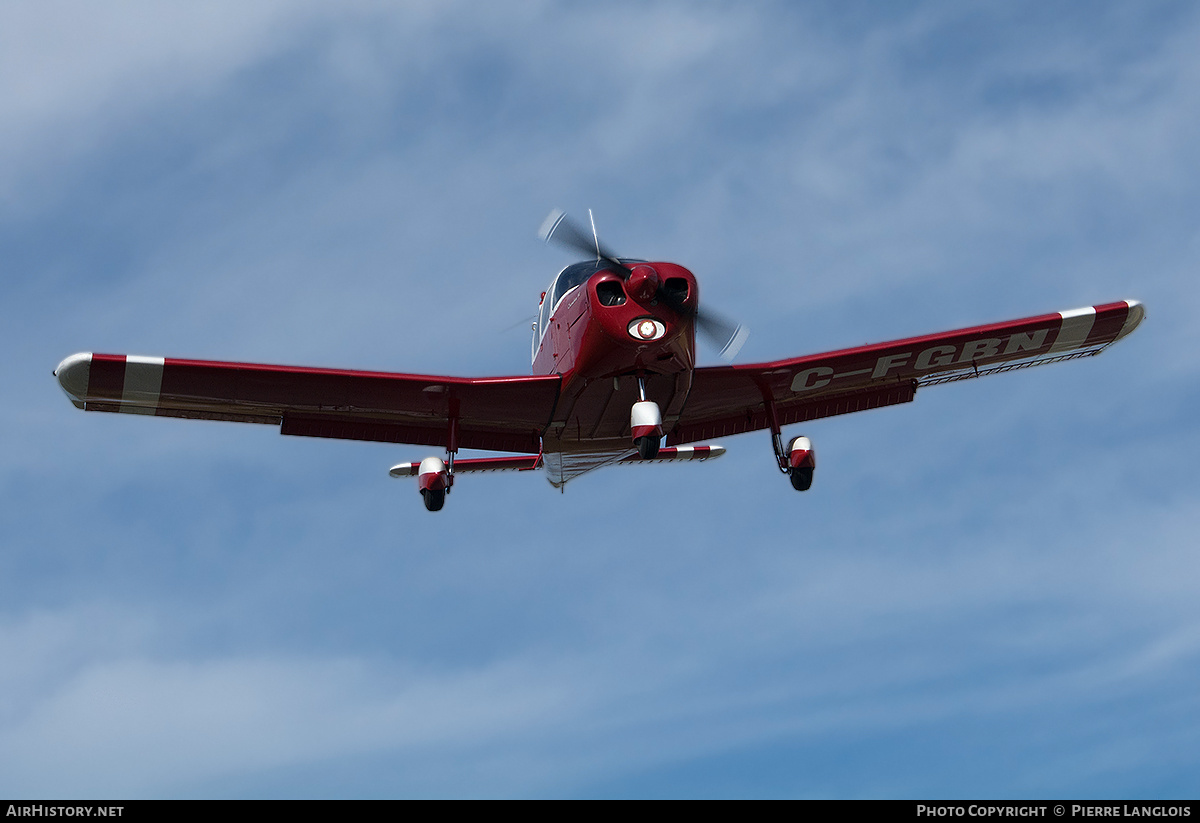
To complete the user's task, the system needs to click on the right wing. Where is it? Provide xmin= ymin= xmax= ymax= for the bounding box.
xmin=668 ymin=300 xmax=1144 ymax=445
xmin=55 ymin=353 xmax=562 ymax=454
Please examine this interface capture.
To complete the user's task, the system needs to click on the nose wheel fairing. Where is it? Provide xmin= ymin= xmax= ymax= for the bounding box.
xmin=631 ymin=399 xmax=663 ymax=459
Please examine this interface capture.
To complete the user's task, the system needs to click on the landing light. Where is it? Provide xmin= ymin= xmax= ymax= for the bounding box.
xmin=628 ymin=318 xmax=666 ymax=341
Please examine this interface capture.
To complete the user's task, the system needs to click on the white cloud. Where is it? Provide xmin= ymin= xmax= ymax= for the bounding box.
xmin=3 ymin=484 xmax=1198 ymax=796
xmin=0 ymin=3 xmax=319 ymax=201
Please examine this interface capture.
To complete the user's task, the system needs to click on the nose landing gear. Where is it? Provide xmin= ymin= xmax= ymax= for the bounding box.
xmin=630 ymin=375 xmax=662 ymax=459
xmin=631 ymin=402 xmax=662 ymax=459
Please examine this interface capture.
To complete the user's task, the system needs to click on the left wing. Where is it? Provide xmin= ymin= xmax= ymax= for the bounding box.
xmin=55 ymin=353 xmax=561 ymax=454
xmin=667 ymin=300 xmax=1144 ymax=445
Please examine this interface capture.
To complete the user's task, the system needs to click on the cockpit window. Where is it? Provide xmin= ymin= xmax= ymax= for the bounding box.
xmin=536 ymin=259 xmax=646 ymax=344
xmin=550 ymin=262 xmax=602 ymax=308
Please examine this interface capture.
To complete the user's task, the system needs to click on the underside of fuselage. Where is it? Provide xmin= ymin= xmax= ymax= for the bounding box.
xmin=531 ymin=259 xmax=700 ymax=485
xmin=540 ymin=447 xmax=636 ymax=488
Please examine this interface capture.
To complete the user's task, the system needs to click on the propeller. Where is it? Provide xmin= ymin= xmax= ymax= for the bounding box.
xmin=538 ymin=210 xmax=629 ymax=275
xmin=698 ymin=308 xmax=749 ymax=362
xmin=539 ymin=210 xmax=748 ymax=362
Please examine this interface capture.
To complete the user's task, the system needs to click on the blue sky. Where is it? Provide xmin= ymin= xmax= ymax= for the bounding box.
xmin=2 ymin=1 xmax=1198 ymax=798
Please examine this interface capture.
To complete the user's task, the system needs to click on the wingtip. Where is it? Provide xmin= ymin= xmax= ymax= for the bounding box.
xmin=1116 ymin=300 xmax=1145 ymax=341
xmin=55 ymin=352 xmax=92 ymax=403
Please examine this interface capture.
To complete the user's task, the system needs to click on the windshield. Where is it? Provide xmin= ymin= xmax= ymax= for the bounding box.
xmin=538 ymin=259 xmax=646 ymax=339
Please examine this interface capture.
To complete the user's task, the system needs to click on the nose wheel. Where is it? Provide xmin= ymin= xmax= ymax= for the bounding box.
xmin=635 ymin=435 xmax=660 ymax=460
xmin=630 ymin=376 xmax=663 ymax=460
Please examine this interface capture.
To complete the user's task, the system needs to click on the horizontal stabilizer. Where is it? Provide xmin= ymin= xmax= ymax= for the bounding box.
xmin=389 ymin=445 xmax=725 ymax=479
xmin=618 ymin=444 xmax=725 ymax=463
xmin=389 ymin=454 xmax=542 ymax=477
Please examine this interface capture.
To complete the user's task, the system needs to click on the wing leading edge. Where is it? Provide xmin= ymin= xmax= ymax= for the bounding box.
xmin=54 ymin=353 xmax=561 ymax=454
xmin=667 ymin=300 xmax=1144 ymax=445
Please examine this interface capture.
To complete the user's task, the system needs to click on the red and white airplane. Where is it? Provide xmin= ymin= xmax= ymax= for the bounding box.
xmin=55 ymin=211 xmax=1144 ymax=511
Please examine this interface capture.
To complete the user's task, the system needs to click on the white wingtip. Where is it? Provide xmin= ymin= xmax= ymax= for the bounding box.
xmin=1115 ymin=300 xmax=1145 ymax=341
xmin=55 ymin=352 xmax=92 ymax=404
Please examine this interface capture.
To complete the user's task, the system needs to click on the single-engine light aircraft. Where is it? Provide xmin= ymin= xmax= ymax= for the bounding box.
xmin=55 ymin=211 xmax=1144 ymax=511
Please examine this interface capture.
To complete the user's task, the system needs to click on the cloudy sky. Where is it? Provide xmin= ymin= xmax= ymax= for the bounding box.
xmin=2 ymin=0 xmax=1198 ymax=798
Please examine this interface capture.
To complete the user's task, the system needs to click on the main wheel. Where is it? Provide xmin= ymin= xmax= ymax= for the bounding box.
xmin=422 ymin=488 xmax=446 ymax=511
xmin=789 ymin=466 xmax=813 ymax=491
xmin=635 ymin=435 xmax=660 ymax=460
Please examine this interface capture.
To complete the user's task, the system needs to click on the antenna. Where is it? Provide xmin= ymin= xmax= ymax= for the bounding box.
xmin=588 ymin=209 xmax=601 ymax=262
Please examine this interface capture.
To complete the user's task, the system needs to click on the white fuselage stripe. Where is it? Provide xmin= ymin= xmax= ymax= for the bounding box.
xmin=120 ymin=356 xmax=165 ymax=415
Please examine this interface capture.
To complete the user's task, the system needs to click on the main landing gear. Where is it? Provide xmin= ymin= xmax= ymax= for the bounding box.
xmin=761 ymin=389 xmax=816 ymax=492
xmin=630 ymin=375 xmax=662 ymax=459
xmin=773 ymin=432 xmax=816 ymax=492
xmin=788 ymin=437 xmax=815 ymax=491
